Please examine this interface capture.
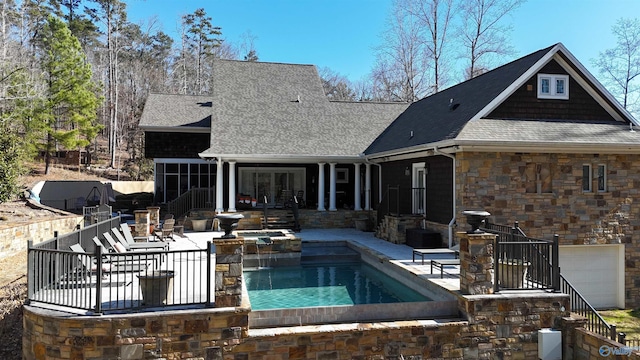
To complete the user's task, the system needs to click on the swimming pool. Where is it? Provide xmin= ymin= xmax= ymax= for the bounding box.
xmin=244 ymin=262 xmax=429 ymax=310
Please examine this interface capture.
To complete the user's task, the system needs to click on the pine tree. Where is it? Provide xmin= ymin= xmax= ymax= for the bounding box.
xmin=37 ymin=15 xmax=103 ymax=174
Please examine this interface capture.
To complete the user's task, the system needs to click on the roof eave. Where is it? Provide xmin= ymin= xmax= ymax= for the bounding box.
xmin=197 ymin=152 xmax=367 ymax=164
xmin=455 ymin=139 xmax=640 ymax=154
xmin=141 ymin=126 xmax=211 ymax=133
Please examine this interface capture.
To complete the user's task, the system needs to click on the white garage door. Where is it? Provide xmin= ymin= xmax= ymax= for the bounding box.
xmin=559 ymin=244 xmax=624 ymax=309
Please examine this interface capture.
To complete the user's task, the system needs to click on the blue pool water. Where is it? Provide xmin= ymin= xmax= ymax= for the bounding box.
xmin=244 ymin=262 xmax=430 ymax=310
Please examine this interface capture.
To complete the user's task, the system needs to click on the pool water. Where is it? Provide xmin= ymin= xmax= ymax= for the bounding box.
xmin=244 ymin=262 xmax=430 ymax=310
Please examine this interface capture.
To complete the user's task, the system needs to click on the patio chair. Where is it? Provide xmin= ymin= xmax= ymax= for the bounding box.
xmin=153 ymin=218 xmax=175 ymax=241
xmin=118 ymin=224 xmax=169 ymax=250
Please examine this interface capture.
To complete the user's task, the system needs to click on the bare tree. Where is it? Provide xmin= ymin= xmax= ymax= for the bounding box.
xmin=318 ymin=67 xmax=356 ymax=101
xmin=406 ymin=0 xmax=456 ymax=93
xmin=372 ymin=0 xmax=430 ymax=102
xmin=458 ymin=0 xmax=524 ymax=79
xmin=593 ymin=18 xmax=640 ymax=113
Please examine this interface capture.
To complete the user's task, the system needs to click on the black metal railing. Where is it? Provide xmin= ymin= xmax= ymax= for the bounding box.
xmin=482 ymin=221 xmax=559 ymax=292
xmin=484 ymin=220 xmax=621 ymax=342
xmin=27 ymin=242 xmax=214 ymax=314
xmin=32 ymin=216 xmax=121 ymax=252
xmin=559 ymin=273 xmax=617 ymax=340
xmin=167 ymin=187 xmax=216 ymax=219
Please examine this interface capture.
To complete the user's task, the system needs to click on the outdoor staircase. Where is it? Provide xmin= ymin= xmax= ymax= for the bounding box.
xmin=261 ymin=209 xmax=296 ymax=230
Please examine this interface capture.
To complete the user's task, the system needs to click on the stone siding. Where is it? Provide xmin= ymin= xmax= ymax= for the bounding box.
xmin=0 ymin=216 xmax=82 ymax=260
xmin=457 ymin=151 xmax=640 ymax=307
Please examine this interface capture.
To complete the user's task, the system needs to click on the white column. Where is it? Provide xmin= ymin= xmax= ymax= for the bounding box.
xmin=354 ymin=163 xmax=362 ymax=211
xmin=227 ymin=161 xmax=237 ymax=212
xmin=215 ymin=158 xmax=224 ymax=213
xmin=317 ymin=163 xmax=326 ymax=211
xmin=365 ymin=163 xmax=371 ymax=211
xmin=329 ymin=163 xmax=337 ymax=211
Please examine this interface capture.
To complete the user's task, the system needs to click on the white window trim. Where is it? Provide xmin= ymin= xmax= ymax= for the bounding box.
xmin=597 ymin=164 xmax=607 ymax=192
xmin=537 ymin=73 xmax=569 ymax=100
xmin=582 ymin=164 xmax=592 ymax=192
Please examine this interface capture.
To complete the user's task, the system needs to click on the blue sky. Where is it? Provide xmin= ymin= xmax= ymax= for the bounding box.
xmin=124 ymin=0 xmax=640 ymax=83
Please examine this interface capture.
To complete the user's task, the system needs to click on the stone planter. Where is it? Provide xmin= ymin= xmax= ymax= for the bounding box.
xmin=498 ymin=260 xmax=530 ymax=288
xmin=138 ymin=270 xmax=174 ymax=306
xmin=191 ymin=219 xmax=208 ymax=232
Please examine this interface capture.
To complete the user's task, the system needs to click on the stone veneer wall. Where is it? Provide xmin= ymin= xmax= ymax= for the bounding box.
xmin=376 ymin=214 xmax=423 ymax=244
xmin=188 ymin=209 xmax=376 ymax=230
xmin=22 ymin=306 xmax=250 ymax=360
xmin=0 ymin=215 xmax=82 ymax=260
xmin=457 ymin=151 xmax=640 ymax=307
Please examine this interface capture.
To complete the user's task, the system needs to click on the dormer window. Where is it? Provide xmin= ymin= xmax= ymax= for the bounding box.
xmin=537 ymin=74 xmax=569 ymax=100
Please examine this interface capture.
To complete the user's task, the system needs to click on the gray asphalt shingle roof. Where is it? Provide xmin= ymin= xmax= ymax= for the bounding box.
xmin=364 ymin=43 xmax=639 ymax=155
xmin=200 ymin=60 xmax=409 ymax=158
xmin=364 ymin=45 xmax=556 ymax=155
xmin=457 ymin=118 xmax=640 ymax=145
xmin=139 ymin=94 xmax=212 ymax=129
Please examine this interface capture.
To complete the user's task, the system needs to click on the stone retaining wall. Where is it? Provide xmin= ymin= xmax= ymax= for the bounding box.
xmin=0 ymin=216 xmax=82 ymax=260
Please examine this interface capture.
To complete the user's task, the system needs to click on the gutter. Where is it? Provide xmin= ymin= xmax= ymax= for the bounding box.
xmin=434 ymin=147 xmax=456 ymax=249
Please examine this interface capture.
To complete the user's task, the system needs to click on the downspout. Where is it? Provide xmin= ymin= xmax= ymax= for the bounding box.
xmin=434 ymin=147 xmax=456 ymax=248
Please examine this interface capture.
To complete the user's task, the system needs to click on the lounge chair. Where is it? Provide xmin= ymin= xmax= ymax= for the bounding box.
xmin=73 ymin=242 xmax=152 ymax=273
xmin=119 ymin=224 xmax=169 ymax=249
xmin=106 ymin=230 xmax=168 ymax=251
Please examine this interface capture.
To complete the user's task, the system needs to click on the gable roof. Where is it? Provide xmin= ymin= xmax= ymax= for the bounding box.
xmin=364 ymin=43 xmax=639 ymax=158
xmin=198 ymin=60 xmax=409 ymax=162
xmin=139 ymin=94 xmax=212 ymax=132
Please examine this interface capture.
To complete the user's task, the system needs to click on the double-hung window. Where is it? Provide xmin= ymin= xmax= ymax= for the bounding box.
xmin=538 ymin=74 xmax=569 ymax=100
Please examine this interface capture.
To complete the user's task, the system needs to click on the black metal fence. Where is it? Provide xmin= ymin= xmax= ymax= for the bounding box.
xmin=483 ymin=221 xmax=624 ymax=343
xmin=32 ymin=216 xmax=121 ymax=252
xmin=482 ymin=221 xmax=560 ymax=292
xmin=27 ymin=216 xmax=215 ymax=314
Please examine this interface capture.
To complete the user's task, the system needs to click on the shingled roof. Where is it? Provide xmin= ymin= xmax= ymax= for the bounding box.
xmin=139 ymin=94 xmax=212 ymax=131
xmin=364 ymin=43 xmax=639 ymax=156
xmin=198 ymin=60 xmax=409 ymax=161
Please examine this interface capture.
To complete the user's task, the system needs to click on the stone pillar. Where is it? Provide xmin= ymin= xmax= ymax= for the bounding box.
xmin=365 ymin=163 xmax=371 ymax=210
xmin=459 ymin=231 xmax=496 ymax=295
xmin=328 ymin=163 xmax=337 ymax=211
xmin=354 ymin=163 xmax=362 ymax=211
xmin=215 ymin=158 xmax=224 ymax=213
xmin=227 ymin=161 xmax=237 ymax=212
xmin=214 ymin=237 xmax=243 ymax=307
xmin=317 ymin=162 xmax=326 ymax=211
xmin=133 ymin=209 xmax=150 ymax=238
xmin=147 ymin=206 xmax=160 ymax=226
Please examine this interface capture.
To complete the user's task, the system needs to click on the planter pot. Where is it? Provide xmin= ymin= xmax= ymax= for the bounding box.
xmin=138 ymin=270 xmax=174 ymax=306
xmin=498 ymin=260 xmax=530 ymax=288
xmin=191 ymin=219 xmax=208 ymax=232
